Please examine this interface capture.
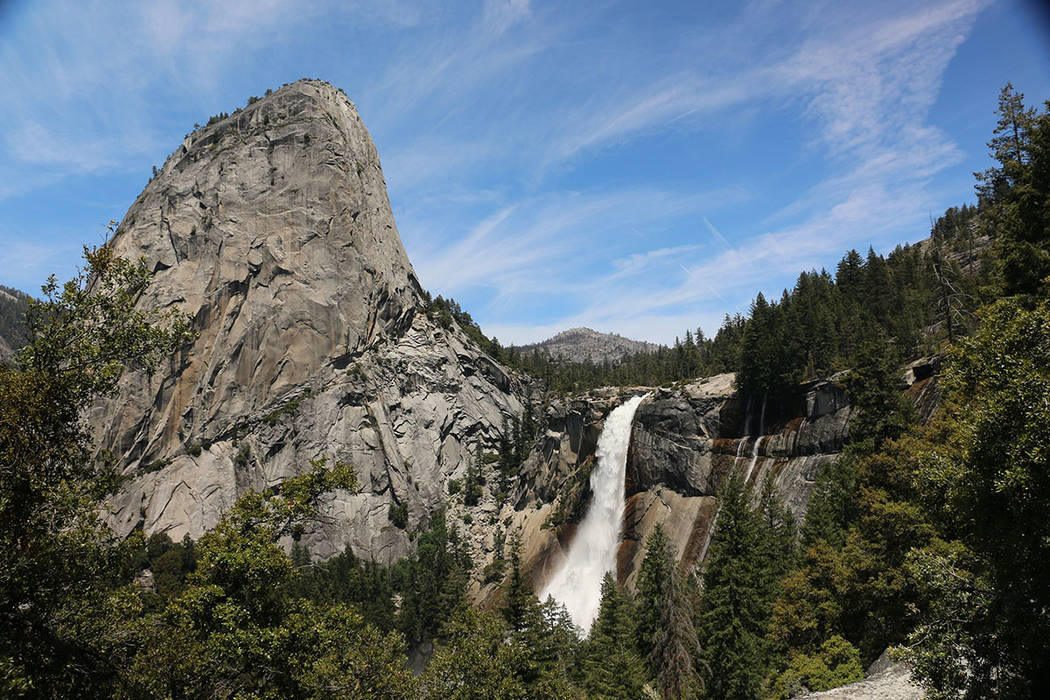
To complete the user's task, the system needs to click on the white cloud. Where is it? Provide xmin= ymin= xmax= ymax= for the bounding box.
xmin=0 ymin=0 xmax=998 ymax=346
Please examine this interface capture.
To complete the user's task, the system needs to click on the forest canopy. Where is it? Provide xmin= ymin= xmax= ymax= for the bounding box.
xmin=0 ymin=84 xmax=1048 ymax=698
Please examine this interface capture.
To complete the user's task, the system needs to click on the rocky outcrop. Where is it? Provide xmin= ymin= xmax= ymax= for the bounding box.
xmin=91 ymin=80 xmax=528 ymax=563
xmin=0 ymin=285 xmax=29 ymax=365
xmin=502 ymin=363 xmax=935 ymax=595
xmin=796 ymin=650 xmax=922 ymax=699
xmin=517 ymin=327 xmax=662 ymax=363
xmin=902 ymin=356 xmax=941 ymax=422
xmin=0 ymin=335 xmax=12 ymax=366
xmin=615 ymin=375 xmax=851 ymax=586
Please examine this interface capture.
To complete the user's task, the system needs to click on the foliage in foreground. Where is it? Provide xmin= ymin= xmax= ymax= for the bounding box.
xmin=766 ymin=84 xmax=1050 ymax=699
xmin=0 ymin=246 xmax=192 ymax=696
xmin=2 ymin=83 xmax=1049 ymax=699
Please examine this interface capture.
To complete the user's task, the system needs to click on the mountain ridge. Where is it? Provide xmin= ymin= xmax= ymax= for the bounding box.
xmin=517 ymin=326 xmax=663 ymax=364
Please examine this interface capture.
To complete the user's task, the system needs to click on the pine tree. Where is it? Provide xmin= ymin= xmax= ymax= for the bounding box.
xmin=699 ymin=474 xmax=770 ymax=699
xmin=976 ymin=84 xmax=1050 ymax=296
xmin=756 ymin=475 xmax=797 ymax=598
xmin=498 ymin=416 xmax=514 ymax=498
xmin=464 ymin=450 xmax=482 ymax=507
xmin=399 ymin=512 xmax=472 ymax=644
xmin=635 ymin=525 xmax=703 ymax=699
xmin=501 ymin=538 xmax=535 ymax=634
xmin=801 ymin=455 xmax=859 ymax=549
xmin=498 ymin=540 xmax=576 ymax=697
xmin=582 ymin=573 xmax=650 ymax=698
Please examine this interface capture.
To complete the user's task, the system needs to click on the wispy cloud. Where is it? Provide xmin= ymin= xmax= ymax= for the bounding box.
xmin=0 ymin=234 xmax=83 ymax=291
xmin=405 ymin=185 xmax=752 ymax=309
xmin=0 ymin=0 xmax=1013 ymax=345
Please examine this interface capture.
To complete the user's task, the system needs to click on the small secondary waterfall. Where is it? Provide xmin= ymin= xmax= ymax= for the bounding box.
xmin=697 ymin=394 xmax=766 ymax=564
xmin=742 ymin=395 xmax=767 ymax=484
xmin=541 ymin=394 xmax=647 ymax=633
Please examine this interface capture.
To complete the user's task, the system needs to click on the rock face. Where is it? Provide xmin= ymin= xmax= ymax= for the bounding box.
xmin=618 ymin=375 xmax=851 ymax=586
xmin=86 ymin=78 xmax=944 ymax=596
xmin=501 ymin=366 xmax=934 ymax=597
xmin=91 ymin=80 xmax=526 ymax=563
xmin=517 ymin=327 xmax=662 ymax=363
xmin=0 ymin=286 xmax=30 ymax=364
xmin=0 ymin=335 xmax=12 ymax=366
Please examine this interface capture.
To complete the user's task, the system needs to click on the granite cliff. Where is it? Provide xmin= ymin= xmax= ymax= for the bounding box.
xmin=89 ymin=79 xmax=941 ymax=599
xmin=91 ymin=80 xmax=528 ymax=563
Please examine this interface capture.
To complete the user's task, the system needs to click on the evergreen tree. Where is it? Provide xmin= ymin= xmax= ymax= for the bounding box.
xmin=756 ymin=475 xmax=797 ymax=598
xmin=498 ymin=416 xmax=515 ymax=497
xmin=581 ymin=573 xmax=650 ymax=699
xmin=398 ymin=512 xmax=472 ymax=644
xmin=699 ymin=474 xmax=770 ymax=699
xmin=501 ymin=538 xmax=537 ymax=634
xmin=463 ymin=451 xmax=482 ymax=507
xmin=841 ymin=329 xmax=916 ymax=448
xmin=635 ymin=525 xmax=703 ymax=699
xmin=801 ymin=454 xmax=859 ymax=549
xmin=495 ymin=540 xmax=577 ymax=696
xmin=976 ymin=84 xmax=1050 ymax=296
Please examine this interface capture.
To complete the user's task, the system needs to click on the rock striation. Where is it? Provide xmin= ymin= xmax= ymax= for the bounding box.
xmin=85 ymin=78 xmax=945 ymax=597
xmin=91 ymin=80 xmax=527 ymax=563
xmin=495 ymin=364 xmax=936 ymax=597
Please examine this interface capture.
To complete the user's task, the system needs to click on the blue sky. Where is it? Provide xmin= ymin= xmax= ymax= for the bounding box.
xmin=1 ymin=0 xmax=1048 ymax=344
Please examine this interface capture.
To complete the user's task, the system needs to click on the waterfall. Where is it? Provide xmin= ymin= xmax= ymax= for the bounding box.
xmin=742 ymin=395 xmax=767 ymax=484
xmin=541 ymin=394 xmax=647 ymax=633
xmin=697 ymin=394 xmax=765 ymax=564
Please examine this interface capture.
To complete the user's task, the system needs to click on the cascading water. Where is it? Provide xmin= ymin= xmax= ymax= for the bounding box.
xmin=742 ymin=395 xmax=767 ymax=484
xmin=697 ymin=394 xmax=766 ymax=564
xmin=541 ymin=394 xmax=647 ymax=633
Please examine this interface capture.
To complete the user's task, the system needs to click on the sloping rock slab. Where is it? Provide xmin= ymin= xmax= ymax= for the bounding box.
xmin=797 ymin=662 xmax=921 ymax=699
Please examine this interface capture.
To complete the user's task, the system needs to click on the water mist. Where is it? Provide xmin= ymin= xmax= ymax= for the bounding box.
xmin=541 ymin=394 xmax=647 ymax=633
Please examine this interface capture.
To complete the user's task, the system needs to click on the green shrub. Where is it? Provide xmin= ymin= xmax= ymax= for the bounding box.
xmin=482 ymin=557 xmax=506 ymax=584
xmin=768 ymin=636 xmax=864 ymax=699
xmin=140 ymin=458 xmax=170 ymax=474
xmin=234 ymin=444 xmax=251 ymax=469
xmin=388 ymin=503 xmax=408 ymax=529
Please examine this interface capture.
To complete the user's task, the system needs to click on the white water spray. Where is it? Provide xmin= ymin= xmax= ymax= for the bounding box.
xmin=541 ymin=394 xmax=647 ymax=633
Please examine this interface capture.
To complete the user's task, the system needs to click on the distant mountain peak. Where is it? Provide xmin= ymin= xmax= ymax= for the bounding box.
xmin=518 ymin=327 xmax=663 ymax=364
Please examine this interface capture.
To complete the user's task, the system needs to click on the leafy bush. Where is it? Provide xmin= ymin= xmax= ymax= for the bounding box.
xmin=767 ymin=636 xmax=864 ymax=698
xmin=482 ymin=557 xmax=507 ymax=585
xmin=388 ymin=503 xmax=408 ymax=529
